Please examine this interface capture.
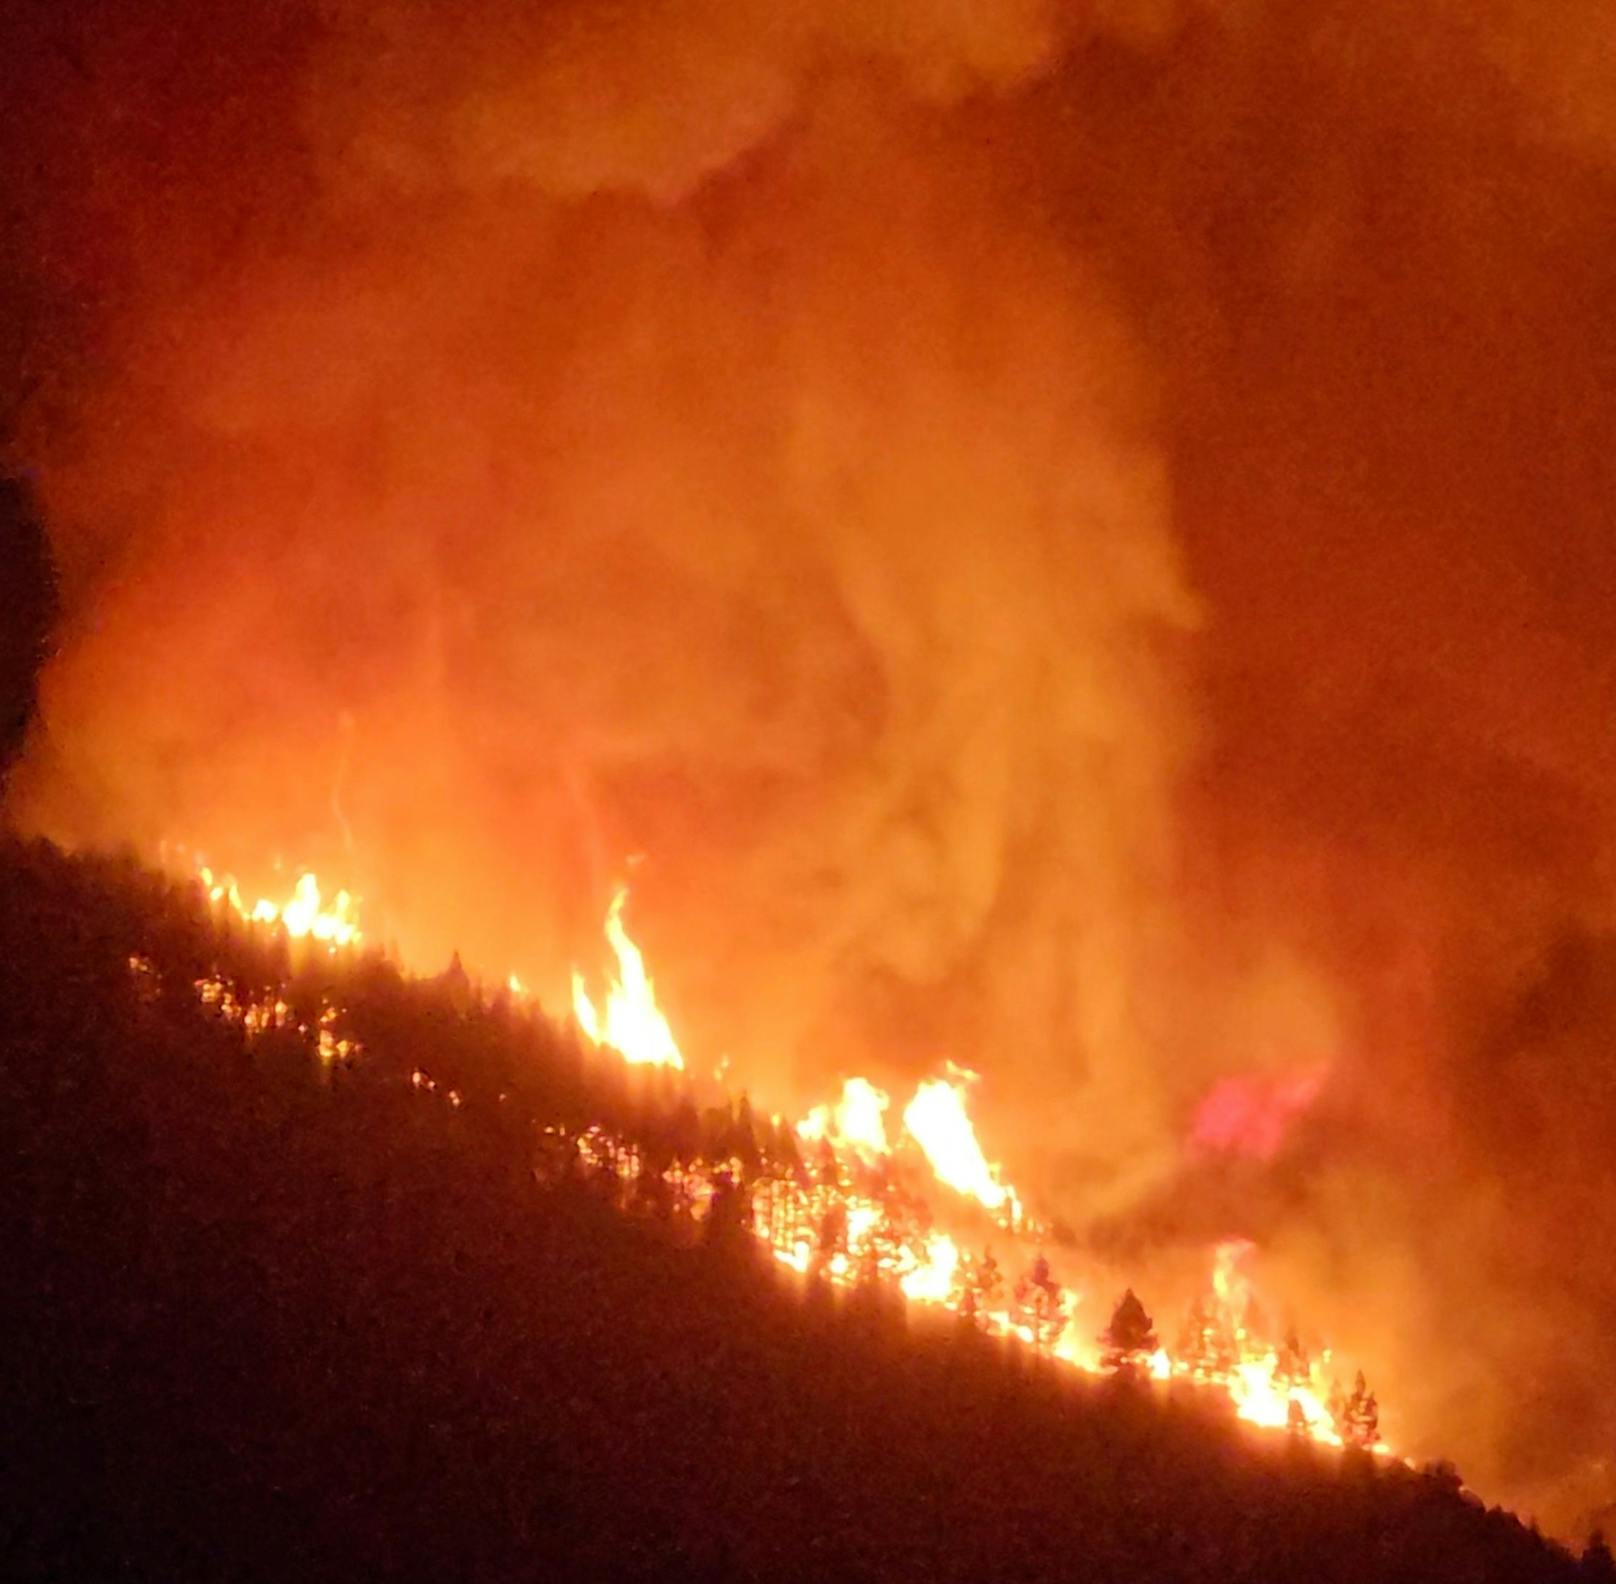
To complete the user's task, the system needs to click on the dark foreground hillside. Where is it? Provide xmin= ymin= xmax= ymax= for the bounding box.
xmin=0 ymin=840 xmax=1605 ymax=1583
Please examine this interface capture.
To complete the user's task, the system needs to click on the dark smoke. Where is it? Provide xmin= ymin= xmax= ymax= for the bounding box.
xmin=5 ymin=0 xmax=1616 ymax=1536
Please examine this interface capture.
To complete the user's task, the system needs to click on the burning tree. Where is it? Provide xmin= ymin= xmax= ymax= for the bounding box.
xmin=702 ymin=1169 xmax=753 ymax=1250
xmin=813 ymin=1199 xmax=849 ymax=1276
xmin=1273 ymin=1327 xmax=1310 ymax=1393
xmin=955 ymin=1248 xmax=1004 ymax=1329
xmin=1101 ymin=1288 xmax=1159 ymax=1376
xmin=1178 ymin=1295 xmax=1238 ymax=1379
xmin=1014 ymin=1254 xmax=1068 ymax=1351
xmin=1336 ymin=1369 xmax=1380 ymax=1448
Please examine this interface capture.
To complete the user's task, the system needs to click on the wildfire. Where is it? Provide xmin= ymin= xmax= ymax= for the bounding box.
xmin=902 ymin=1067 xmax=1018 ymax=1218
xmin=199 ymin=865 xmax=361 ymax=948
xmin=167 ymin=854 xmax=1390 ymax=1462
xmin=898 ymin=1231 xmax=960 ymax=1303
xmin=798 ymin=1076 xmax=891 ymax=1159
xmin=571 ymin=887 xmax=684 ymax=1070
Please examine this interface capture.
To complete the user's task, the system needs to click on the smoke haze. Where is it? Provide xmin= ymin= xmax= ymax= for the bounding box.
xmin=5 ymin=0 xmax=1616 ymax=1535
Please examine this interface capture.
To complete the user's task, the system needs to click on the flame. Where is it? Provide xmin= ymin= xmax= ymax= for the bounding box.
xmin=898 ymin=1231 xmax=960 ymax=1303
xmin=571 ymin=887 xmax=685 ymax=1070
xmin=901 ymin=1068 xmax=1017 ymax=1217
xmin=1212 ymin=1237 xmax=1254 ymax=1320
xmin=1221 ymin=1356 xmax=1337 ymax=1440
xmin=170 ymin=848 xmax=1393 ymax=1463
xmin=798 ymin=1076 xmax=891 ymax=1158
xmin=199 ymin=865 xmax=361 ymax=947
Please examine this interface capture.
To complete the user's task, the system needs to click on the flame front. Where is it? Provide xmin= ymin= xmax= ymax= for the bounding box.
xmin=798 ymin=1076 xmax=891 ymax=1159
xmin=902 ymin=1068 xmax=1017 ymax=1217
xmin=176 ymin=851 xmax=1391 ymax=1463
xmin=200 ymin=866 xmax=361 ymax=947
xmin=571 ymin=887 xmax=685 ymax=1070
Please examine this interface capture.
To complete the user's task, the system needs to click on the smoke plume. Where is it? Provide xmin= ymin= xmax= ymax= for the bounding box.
xmin=6 ymin=0 xmax=1616 ymax=1536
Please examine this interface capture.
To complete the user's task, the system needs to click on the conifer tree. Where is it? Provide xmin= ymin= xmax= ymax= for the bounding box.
xmin=1583 ymin=1529 xmax=1616 ymax=1584
xmin=1014 ymin=1254 xmax=1068 ymax=1350
xmin=1101 ymin=1288 xmax=1159 ymax=1375
xmin=957 ymin=1248 xmax=1004 ymax=1328
xmin=1337 ymin=1369 xmax=1380 ymax=1448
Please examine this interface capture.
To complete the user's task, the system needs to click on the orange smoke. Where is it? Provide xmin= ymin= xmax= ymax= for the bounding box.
xmin=8 ymin=0 xmax=1616 ymax=1539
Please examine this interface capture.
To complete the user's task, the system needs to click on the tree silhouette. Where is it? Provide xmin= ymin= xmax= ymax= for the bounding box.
xmin=1583 ymin=1530 xmax=1616 ymax=1584
xmin=1101 ymin=1289 xmax=1159 ymax=1376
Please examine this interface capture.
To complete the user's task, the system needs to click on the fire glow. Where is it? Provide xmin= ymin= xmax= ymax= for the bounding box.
xmin=570 ymin=887 xmax=685 ymax=1070
xmin=199 ymin=866 xmax=362 ymax=948
xmin=903 ymin=1068 xmax=1018 ymax=1217
xmin=182 ymin=860 xmax=1389 ymax=1459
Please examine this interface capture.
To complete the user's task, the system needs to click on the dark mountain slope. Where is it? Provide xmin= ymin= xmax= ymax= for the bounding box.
xmin=0 ymin=840 xmax=1596 ymax=1583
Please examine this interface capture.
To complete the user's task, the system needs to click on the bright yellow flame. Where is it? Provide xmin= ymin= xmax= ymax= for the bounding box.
xmin=176 ymin=849 xmax=1390 ymax=1463
xmin=797 ymin=1076 xmax=890 ymax=1158
xmin=899 ymin=1231 xmax=960 ymax=1303
xmin=901 ymin=1068 xmax=1016 ymax=1215
xmin=571 ymin=888 xmax=684 ymax=1070
xmin=1223 ymin=1356 xmax=1339 ymax=1443
xmin=200 ymin=866 xmax=361 ymax=947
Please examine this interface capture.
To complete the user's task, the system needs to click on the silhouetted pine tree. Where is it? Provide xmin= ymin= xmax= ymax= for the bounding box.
xmin=1101 ymin=1289 xmax=1158 ymax=1375
xmin=957 ymin=1248 xmax=1003 ymax=1328
xmin=813 ymin=1136 xmax=841 ymax=1190
xmin=1582 ymin=1530 xmax=1616 ymax=1584
xmin=702 ymin=1169 xmax=752 ymax=1248
xmin=1274 ymin=1327 xmax=1310 ymax=1391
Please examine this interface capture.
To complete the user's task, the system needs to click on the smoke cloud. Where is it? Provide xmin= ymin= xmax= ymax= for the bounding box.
xmin=6 ymin=0 xmax=1616 ymax=1537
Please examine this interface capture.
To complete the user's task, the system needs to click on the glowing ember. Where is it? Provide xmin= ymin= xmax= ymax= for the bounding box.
xmin=1211 ymin=1237 xmax=1254 ymax=1321
xmin=902 ymin=1067 xmax=1017 ymax=1217
xmin=571 ymin=887 xmax=684 ymax=1070
xmin=798 ymin=1076 xmax=891 ymax=1158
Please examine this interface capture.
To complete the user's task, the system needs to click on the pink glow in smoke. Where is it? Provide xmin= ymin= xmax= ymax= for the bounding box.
xmin=1190 ymin=1068 xmax=1326 ymax=1162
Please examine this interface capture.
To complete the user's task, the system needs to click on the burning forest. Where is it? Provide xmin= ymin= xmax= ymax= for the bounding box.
xmin=178 ymin=858 xmax=1389 ymax=1453
xmin=6 ymin=0 xmax=1616 ymax=1554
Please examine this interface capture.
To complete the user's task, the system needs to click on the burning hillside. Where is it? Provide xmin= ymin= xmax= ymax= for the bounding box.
xmin=7 ymin=0 xmax=1616 ymax=1543
xmin=9 ymin=840 xmax=1605 ymax=1584
xmin=181 ymin=858 xmax=1385 ymax=1456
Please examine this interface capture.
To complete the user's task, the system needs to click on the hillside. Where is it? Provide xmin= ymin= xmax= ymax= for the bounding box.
xmin=0 ymin=838 xmax=1603 ymax=1584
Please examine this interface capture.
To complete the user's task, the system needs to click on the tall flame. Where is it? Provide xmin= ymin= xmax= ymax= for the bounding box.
xmin=797 ymin=1076 xmax=891 ymax=1158
xmin=571 ymin=887 xmax=685 ymax=1070
xmin=902 ymin=1068 xmax=1016 ymax=1216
